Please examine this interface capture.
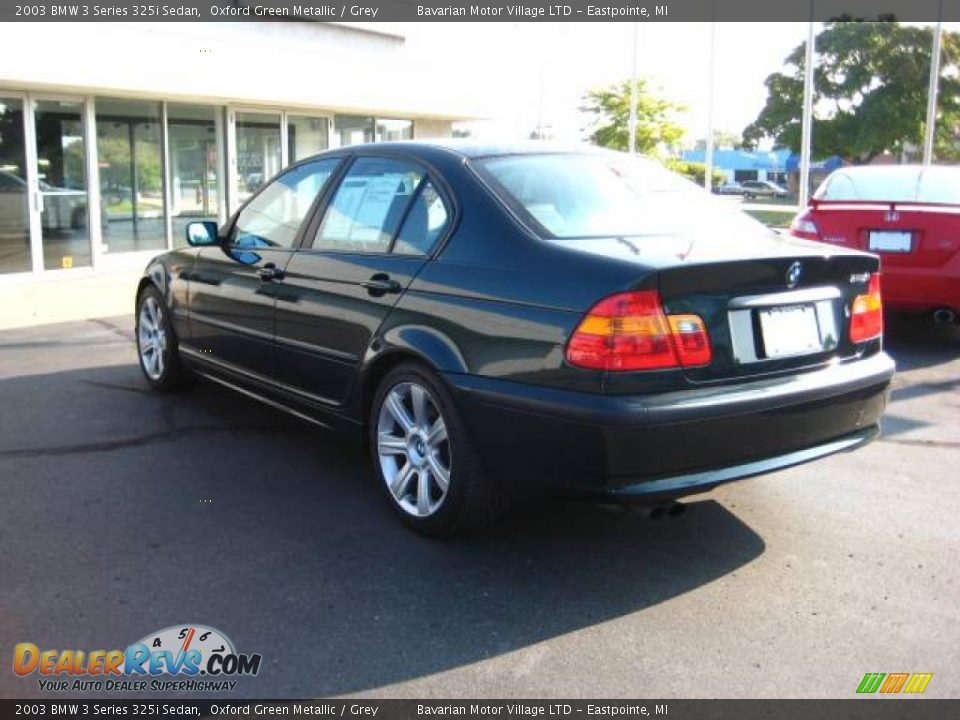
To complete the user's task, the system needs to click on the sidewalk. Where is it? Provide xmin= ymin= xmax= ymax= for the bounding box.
xmin=0 ymin=270 xmax=142 ymax=331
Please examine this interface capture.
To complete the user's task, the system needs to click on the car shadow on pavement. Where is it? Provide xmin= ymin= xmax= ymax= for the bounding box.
xmin=0 ymin=355 xmax=765 ymax=698
xmin=883 ymin=313 xmax=960 ymax=372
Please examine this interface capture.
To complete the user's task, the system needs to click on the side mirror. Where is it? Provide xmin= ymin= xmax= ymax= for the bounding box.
xmin=186 ymin=220 xmax=220 ymax=247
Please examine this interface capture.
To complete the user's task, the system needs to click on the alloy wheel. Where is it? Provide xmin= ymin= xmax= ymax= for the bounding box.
xmin=376 ymin=381 xmax=452 ymax=517
xmin=138 ymin=295 xmax=168 ymax=381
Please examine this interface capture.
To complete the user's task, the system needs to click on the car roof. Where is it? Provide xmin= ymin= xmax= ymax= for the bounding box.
xmin=340 ymin=139 xmax=616 ymax=160
xmin=830 ymin=164 xmax=960 ymax=179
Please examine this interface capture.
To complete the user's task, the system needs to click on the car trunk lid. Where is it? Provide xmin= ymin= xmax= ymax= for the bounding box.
xmin=810 ymin=200 xmax=960 ymax=269
xmin=554 ymin=224 xmax=879 ymax=389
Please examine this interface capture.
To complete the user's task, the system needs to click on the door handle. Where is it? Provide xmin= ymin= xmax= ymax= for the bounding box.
xmin=258 ymin=263 xmax=284 ymax=282
xmin=361 ymin=273 xmax=402 ymax=296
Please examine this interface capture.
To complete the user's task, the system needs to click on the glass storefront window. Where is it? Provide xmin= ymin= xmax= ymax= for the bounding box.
xmin=236 ymin=111 xmax=281 ymax=205
xmin=0 ymin=97 xmax=31 ymax=274
xmin=287 ymin=114 xmax=329 ymax=163
xmin=169 ymin=104 xmax=221 ymax=248
xmin=334 ymin=115 xmax=375 ymax=147
xmin=376 ymin=118 xmax=414 ymax=142
xmin=95 ymin=98 xmax=165 ymax=254
xmin=35 ymin=99 xmax=91 ymax=270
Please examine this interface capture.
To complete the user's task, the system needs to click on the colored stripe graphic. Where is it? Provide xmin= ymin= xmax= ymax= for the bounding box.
xmin=880 ymin=673 xmax=909 ymax=693
xmin=857 ymin=673 xmax=886 ymax=693
xmin=903 ymin=673 xmax=933 ymax=694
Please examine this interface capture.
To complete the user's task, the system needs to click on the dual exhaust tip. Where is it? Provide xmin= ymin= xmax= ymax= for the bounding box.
xmin=932 ymin=307 xmax=958 ymax=325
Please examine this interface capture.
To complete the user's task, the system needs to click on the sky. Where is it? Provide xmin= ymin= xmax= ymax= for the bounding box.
xmin=398 ymin=21 xmax=955 ymax=146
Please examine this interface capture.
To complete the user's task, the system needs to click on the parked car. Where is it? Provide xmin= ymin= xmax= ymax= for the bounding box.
xmin=789 ymin=165 xmax=960 ymax=322
xmin=741 ymin=180 xmax=789 ymax=199
xmin=0 ymin=170 xmax=105 ymax=232
xmin=135 ymin=142 xmax=894 ymax=536
xmin=716 ymin=182 xmax=746 ymax=196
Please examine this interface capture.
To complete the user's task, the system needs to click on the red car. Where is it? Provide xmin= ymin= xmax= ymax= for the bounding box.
xmin=789 ymin=165 xmax=960 ymax=323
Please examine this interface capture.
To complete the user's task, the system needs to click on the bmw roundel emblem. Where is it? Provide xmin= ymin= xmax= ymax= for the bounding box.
xmin=786 ymin=261 xmax=803 ymax=288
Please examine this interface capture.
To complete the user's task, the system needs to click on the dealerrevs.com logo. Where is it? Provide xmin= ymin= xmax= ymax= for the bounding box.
xmin=13 ymin=624 xmax=262 ymax=692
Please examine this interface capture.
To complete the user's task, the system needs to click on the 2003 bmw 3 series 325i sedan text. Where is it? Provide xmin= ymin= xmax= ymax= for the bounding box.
xmin=135 ymin=142 xmax=895 ymax=536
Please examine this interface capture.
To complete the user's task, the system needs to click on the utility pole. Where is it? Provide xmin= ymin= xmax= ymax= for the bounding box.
xmin=798 ymin=16 xmax=816 ymax=208
xmin=628 ymin=22 xmax=638 ymax=154
xmin=922 ymin=1 xmax=944 ymax=166
xmin=704 ymin=21 xmax=717 ymax=191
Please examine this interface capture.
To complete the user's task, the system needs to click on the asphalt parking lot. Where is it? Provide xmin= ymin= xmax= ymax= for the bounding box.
xmin=1 ymin=314 xmax=957 ymax=699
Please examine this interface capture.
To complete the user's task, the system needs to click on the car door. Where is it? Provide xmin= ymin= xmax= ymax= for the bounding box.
xmin=276 ymin=155 xmax=452 ymax=406
xmin=187 ymin=157 xmax=341 ymax=380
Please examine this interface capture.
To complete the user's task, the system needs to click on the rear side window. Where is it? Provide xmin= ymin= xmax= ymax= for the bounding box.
xmin=313 ymin=157 xmax=424 ymax=253
xmin=393 ymin=181 xmax=449 ymax=256
xmin=233 ymin=158 xmax=339 ymax=248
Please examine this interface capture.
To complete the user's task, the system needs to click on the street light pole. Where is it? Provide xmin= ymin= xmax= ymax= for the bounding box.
xmin=628 ymin=22 xmax=638 ymax=154
xmin=798 ymin=17 xmax=816 ymax=209
xmin=704 ymin=21 xmax=717 ymax=191
xmin=922 ymin=2 xmax=944 ymax=166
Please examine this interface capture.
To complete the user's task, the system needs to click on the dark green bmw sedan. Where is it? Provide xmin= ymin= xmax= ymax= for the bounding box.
xmin=134 ymin=141 xmax=895 ymax=536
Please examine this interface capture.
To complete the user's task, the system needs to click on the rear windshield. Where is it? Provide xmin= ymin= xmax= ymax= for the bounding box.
xmin=815 ymin=167 xmax=960 ymax=204
xmin=474 ymin=152 xmax=760 ymax=239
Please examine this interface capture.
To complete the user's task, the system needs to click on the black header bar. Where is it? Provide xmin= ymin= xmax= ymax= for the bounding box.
xmin=0 ymin=0 xmax=958 ymax=23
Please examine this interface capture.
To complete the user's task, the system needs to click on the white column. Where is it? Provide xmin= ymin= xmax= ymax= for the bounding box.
xmin=922 ymin=8 xmax=943 ymax=166
xmin=83 ymin=96 xmax=103 ymax=269
xmin=798 ymin=19 xmax=816 ymax=208
xmin=161 ymin=102 xmax=172 ymax=250
xmin=225 ymin=107 xmax=238 ymax=217
xmin=23 ymin=94 xmax=43 ymax=274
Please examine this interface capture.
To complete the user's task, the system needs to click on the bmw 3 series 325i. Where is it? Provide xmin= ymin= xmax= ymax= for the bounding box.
xmin=134 ymin=142 xmax=895 ymax=536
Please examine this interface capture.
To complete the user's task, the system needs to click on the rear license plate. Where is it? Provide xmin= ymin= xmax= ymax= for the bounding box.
xmin=759 ymin=304 xmax=823 ymax=359
xmin=869 ymin=230 xmax=912 ymax=253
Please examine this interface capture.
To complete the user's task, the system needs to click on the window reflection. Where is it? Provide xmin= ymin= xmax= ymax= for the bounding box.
xmin=376 ymin=118 xmax=414 ymax=142
xmin=287 ymin=115 xmax=329 ymax=163
xmin=236 ymin=112 xmax=281 ymax=204
xmin=95 ymin=97 xmax=165 ymax=253
xmin=334 ymin=115 xmax=375 ymax=147
xmin=36 ymin=99 xmax=91 ymax=269
xmin=169 ymin=104 xmax=221 ymax=248
xmin=0 ymin=97 xmax=30 ymax=274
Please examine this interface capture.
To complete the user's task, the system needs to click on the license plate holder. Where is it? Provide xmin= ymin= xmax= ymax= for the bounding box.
xmin=759 ymin=304 xmax=823 ymax=359
xmin=868 ymin=230 xmax=912 ymax=253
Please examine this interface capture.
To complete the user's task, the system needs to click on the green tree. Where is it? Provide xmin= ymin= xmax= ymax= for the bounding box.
xmin=581 ymin=78 xmax=686 ymax=154
xmin=743 ymin=20 xmax=960 ymax=162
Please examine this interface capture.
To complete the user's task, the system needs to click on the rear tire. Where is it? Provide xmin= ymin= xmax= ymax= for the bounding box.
xmin=136 ymin=285 xmax=187 ymax=392
xmin=369 ymin=362 xmax=506 ymax=537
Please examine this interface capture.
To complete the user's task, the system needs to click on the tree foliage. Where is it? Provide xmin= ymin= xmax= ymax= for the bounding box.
xmin=743 ymin=20 xmax=960 ymax=162
xmin=581 ymin=78 xmax=686 ymax=154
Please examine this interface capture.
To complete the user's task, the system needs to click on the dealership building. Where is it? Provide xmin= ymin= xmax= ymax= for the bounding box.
xmin=0 ymin=22 xmax=474 ymax=280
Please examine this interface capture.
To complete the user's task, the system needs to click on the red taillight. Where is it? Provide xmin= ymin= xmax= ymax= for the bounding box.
xmin=850 ymin=273 xmax=883 ymax=343
xmin=566 ymin=291 xmax=712 ymax=371
xmin=789 ymin=210 xmax=820 ymax=240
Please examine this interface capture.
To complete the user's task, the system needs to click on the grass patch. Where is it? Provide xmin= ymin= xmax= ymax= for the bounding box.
xmin=744 ymin=209 xmax=795 ymax=228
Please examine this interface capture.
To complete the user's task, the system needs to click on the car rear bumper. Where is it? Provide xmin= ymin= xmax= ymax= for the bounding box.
xmin=882 ymin=266 xmax=960 ymax=312
xmin=445 ymin=351 xmax=895 ymax=499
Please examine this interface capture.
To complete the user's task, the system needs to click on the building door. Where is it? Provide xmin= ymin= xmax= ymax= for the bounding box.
xmin=31 ymin=97 xmax=93 ymax=270
xmin=0 ymin=94 xmax=31 ymax=275
xmin=0 ymin=93 xmax=93 ymax=276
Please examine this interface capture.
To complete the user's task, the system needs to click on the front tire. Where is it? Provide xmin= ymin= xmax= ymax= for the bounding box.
xmin=369 ymin=363 xmax=505 ymax=537
xmin=136 ymin=286 xmax=187 ymax=391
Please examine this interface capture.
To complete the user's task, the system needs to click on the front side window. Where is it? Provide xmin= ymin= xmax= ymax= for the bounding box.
xmin=313 ymin=158 xmax=424 ymax=253
xmin=232 ymin=158 xmax=339 ymax=248
xmin=475 ymin=152 xmax=759 ymax=240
